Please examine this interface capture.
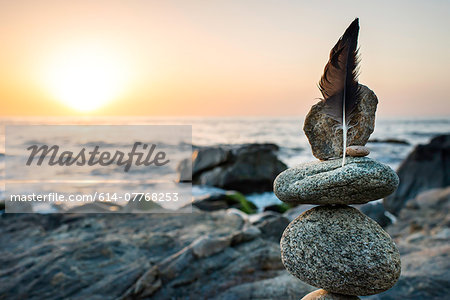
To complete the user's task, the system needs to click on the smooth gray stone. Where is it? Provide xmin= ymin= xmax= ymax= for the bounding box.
xmin=302 ymin=289 xmax=360 ymax=299
xmin=281 ymin=205 xmax=401 ymax=296
xmin=274 ymin=157 xmax=398 ymax=205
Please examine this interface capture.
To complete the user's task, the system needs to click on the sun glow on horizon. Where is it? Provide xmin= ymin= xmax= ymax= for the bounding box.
xmin=44 ymin=44 xmax=131 ymax=112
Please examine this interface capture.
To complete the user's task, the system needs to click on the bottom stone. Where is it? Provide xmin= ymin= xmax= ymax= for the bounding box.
xmin=281 ymin=205 xmax=401 ymax=296
xmin=302 ymin=289 xmax=360 ymax=300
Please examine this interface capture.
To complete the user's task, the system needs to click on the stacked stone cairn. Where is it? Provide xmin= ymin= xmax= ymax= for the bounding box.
xmin=274 ymin=85 xmax=401 ymax=299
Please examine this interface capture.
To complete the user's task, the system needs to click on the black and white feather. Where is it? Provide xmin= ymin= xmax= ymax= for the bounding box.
xmin=319 ymin=18 xmax=361 ymax=167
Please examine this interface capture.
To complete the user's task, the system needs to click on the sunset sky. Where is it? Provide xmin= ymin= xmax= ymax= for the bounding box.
xmin=1 ymin=1 xmax=449 ymax=116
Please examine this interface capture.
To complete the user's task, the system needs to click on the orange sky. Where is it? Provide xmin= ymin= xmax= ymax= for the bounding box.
xmin=1 ymin=1 xmax=449 ymax=116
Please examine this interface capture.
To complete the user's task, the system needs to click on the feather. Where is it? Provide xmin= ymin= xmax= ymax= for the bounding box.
xmin=319 ymin=18 xmax=361 ymax=167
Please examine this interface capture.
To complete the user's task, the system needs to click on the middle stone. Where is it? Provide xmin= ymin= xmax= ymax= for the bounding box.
xmin=274 ymin=157 xmax=398 ymax=205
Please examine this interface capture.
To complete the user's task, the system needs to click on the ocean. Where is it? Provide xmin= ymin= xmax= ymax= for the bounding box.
xmin=1 ymin=116 xmax=449 ymax=212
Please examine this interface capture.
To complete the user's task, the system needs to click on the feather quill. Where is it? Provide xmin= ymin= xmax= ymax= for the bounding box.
xmin=319 ymin=18 xmax=361 ymax=167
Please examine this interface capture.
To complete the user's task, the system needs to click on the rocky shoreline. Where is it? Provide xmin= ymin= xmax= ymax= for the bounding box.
xmin=0 ymin=186 xmax=448 ymax=299
xmin=0 ymin=135 xmax=449 ymax=299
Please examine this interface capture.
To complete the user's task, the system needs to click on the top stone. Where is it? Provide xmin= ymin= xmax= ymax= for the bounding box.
xmin=303 ymin=84 xmax=378 ymax=160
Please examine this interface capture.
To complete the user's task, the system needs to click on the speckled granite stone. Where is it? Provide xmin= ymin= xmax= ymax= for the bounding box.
xmin=302 ymin=289 xmax=360 ymax=300
xmin=303 ymin=84 xmax=378 ymax=160
xmin=280 ymin=205 xmax=401 ymax=296
xmin=274 ymin=157 xmax=398 ymax=205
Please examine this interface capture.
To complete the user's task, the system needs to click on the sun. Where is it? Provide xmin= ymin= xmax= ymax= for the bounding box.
xmin=45 ymin=44 xmax=129 ymax=112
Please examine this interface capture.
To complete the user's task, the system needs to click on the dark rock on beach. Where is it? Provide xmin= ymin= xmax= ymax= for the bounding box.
xmin=368 ymin=138 xmax=410 ymax=145
xmin=178 ymin=143 xmax=287 ymax=193
xmin=384 ymin=134 xmax=450 ymax=215
xmin=303 ymin=84 xmax=378 ymax=160
xmin=192 ymin=147 xmax=230 ymax=175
